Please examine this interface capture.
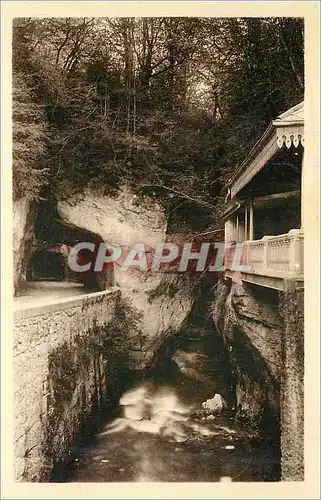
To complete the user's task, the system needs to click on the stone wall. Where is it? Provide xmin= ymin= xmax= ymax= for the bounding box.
xmin=14 ymin=288 xmax=120 ymax=482
xmin=279 ymin=287 xmax=304 ymax=481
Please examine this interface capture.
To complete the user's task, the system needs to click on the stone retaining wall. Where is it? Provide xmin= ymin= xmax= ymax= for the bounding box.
xmin=279 ymin=287 xmax=304 ymax=481
xmin=14 ymin=288 xmax=120 ymax=482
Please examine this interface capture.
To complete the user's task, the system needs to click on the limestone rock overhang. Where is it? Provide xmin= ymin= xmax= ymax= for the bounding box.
xmin=227 ymin=101 xmax=304 ymax=199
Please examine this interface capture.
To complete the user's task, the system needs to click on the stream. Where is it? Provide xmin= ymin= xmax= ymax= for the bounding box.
xmin=52 ymin=328 xmax=279 ymax=482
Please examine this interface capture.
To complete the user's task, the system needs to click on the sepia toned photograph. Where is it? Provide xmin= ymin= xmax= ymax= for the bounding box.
xmin=1 ymin=3 xmax=319 ymax=497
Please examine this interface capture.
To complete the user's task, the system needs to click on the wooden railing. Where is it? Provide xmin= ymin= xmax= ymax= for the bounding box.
xmin=225 ymin=229 xmax=304 ymax=280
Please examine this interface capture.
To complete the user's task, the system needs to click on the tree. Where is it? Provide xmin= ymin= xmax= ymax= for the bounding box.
xmin=12 ymin=16 xmax=304 ymax=233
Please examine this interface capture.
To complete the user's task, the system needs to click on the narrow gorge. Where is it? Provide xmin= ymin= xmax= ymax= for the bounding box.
xmin=11 ymin=15 xmax=307 ymax=488
xmin=14 ymin=189 xmax=286 ymax=483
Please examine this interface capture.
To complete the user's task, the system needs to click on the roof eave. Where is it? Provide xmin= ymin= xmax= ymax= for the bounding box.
xmin=227 ymin=122 xmax=275 ymax=188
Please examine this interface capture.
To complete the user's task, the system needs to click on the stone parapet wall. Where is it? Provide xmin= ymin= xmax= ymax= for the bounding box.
xmin=14 ymin=288 xmax=120 ymax=482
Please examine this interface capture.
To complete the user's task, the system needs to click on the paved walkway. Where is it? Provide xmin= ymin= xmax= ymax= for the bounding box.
xmin=14 ymin=281 xmax=87 ymax=311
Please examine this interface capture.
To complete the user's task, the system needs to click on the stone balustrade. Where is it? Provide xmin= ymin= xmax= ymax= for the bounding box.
xmin=225 ymin=229 xmax=304 ymax=290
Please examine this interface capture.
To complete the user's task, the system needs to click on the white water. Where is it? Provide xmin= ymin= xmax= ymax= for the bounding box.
xmin=56 ymin=338 xmax=279 ymax=482
xmin=100 ymin=382 xmax=223 ymax=442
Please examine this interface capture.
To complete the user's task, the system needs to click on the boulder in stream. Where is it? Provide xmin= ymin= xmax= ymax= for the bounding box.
xmin=201 ymin=394 xmax=228 ymax=415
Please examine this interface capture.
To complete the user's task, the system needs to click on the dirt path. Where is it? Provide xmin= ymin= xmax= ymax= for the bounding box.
xmin=14 ymin=281 xmax=87 ymax=310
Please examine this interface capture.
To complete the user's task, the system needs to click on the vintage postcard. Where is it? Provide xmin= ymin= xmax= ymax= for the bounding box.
xmin=1 ymin=1 xmax=320 ymax=499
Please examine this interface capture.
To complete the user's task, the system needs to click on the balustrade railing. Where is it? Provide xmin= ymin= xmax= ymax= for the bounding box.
xmin=225 ymin=229 xmax=304 ymax=280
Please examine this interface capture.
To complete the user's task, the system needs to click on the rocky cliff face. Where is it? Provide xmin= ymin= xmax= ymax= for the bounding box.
xmin=13 ymin=197 xmax=35 ymax=294
xmin=213 ymin=279 xmax=282 ymax=433
xmin=57 ymin=188 xmax=195 ymax=369
xmin=213 ymin=278 xmax=304 ymax=481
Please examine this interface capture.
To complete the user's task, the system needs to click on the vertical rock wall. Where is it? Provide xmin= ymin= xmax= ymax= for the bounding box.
xmin=213 ymin=279 xmax=282 ymax=423
xmin=13 ymin=197 xmax=35 ymax=294
xmin=57 ymin=188 xmax=195 ymax=369
xmin=213 ymin=278 xmax=304 ymax=481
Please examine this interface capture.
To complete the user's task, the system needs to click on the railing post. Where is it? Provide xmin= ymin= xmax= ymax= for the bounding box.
xmin=244 ymin=205 xmax=248 ymax=240
xmin=289 ymin=229 xmax=301 ymax=274
xmin=236 ymin=215 xmax=239 ymax=243
xmin=301 ymin=151 xmax=304 ymax=230
xmin=262 ymin=236 xmax=269 ymax=271
xmin=249 ymin=199 xmax=254 ymax=240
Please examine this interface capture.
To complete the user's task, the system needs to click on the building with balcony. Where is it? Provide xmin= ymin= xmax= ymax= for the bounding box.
xmin=223 ymin=101 xmax=304 ymax=291
xmin=216 ymin=101 xmax=305 ymax=481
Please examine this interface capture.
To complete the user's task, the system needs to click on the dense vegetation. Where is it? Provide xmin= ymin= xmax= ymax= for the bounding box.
xmin=12 ymin=17 xmax=304 ymax=234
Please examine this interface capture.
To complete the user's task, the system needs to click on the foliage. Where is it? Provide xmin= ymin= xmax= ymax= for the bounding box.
xmin=12 ymin=17 xmax=304 ymax=232
xmin=102 ymin=298 xmax=146 ymax=366
xmin=12 ymin=71 xmax=50 ymax=200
